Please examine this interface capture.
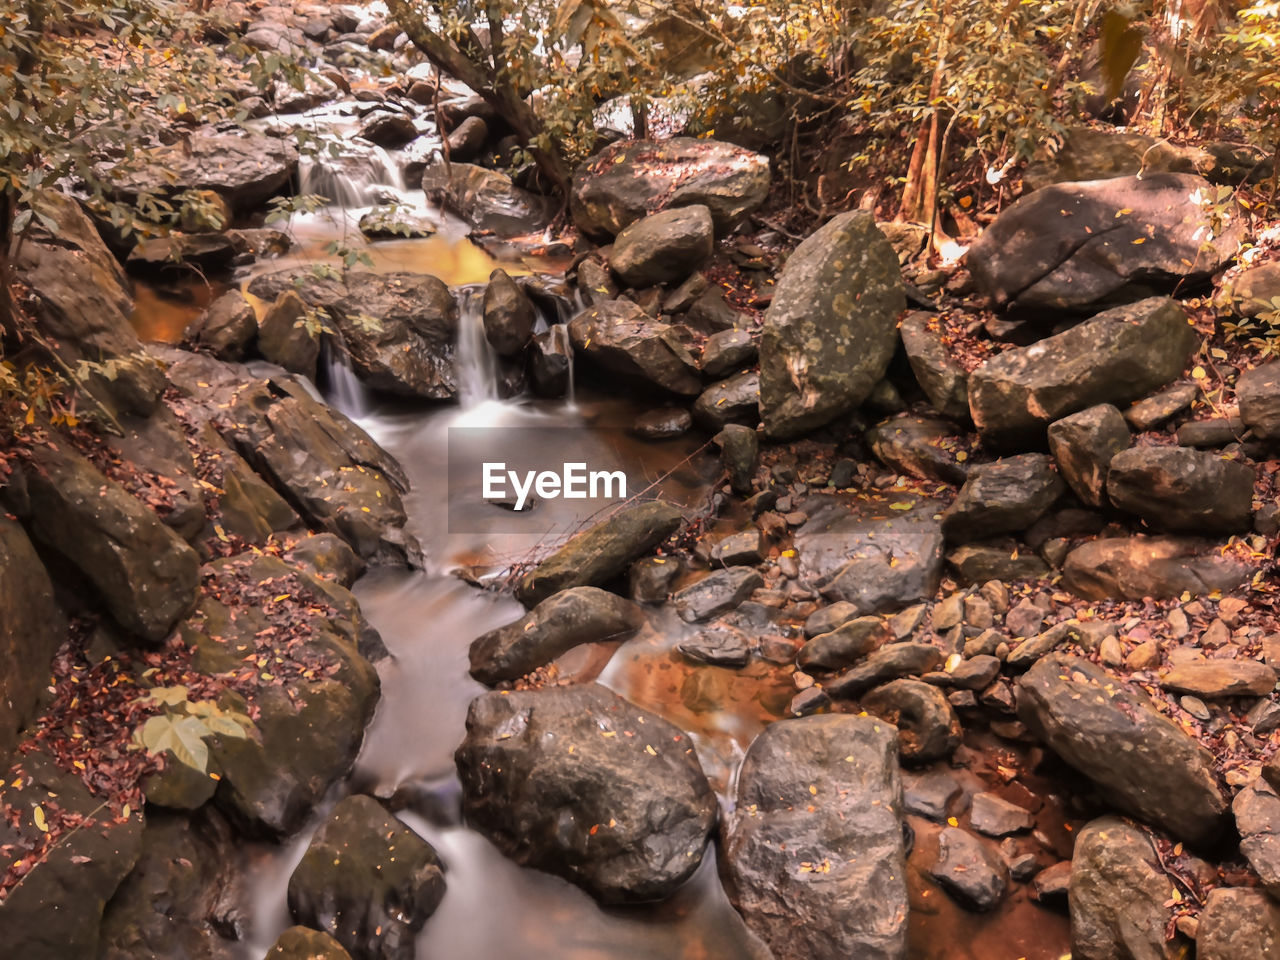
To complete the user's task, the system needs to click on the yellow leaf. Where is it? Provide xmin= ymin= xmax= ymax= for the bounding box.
xmin=947 ymin=816 xmax=959 ymax=827
xmin=33 ymin=805 xmax=48 ymax=832
xmin=1192 ymin=366 xmax=1207 ymax=379
xmin=1132 ymin=238 xmax=1146 ymax=244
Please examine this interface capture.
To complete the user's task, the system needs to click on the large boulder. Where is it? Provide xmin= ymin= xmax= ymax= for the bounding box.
xmin=2 ymin=442 xmax=201 ymax=644
xmin=1062 ymin=535 xmax=1253 ymax=600
xmin=609 ymin=205 xmax=715 ymax=287
xmin=246 ymin=269 xmax=459 ymax=400
xmin=1069 ymin=816 xmax=1184 ymax=960
xmin=759 ymin=212 xmax=906 ymax=438
xmin=1107 ymin=447 xmax=1254 ymax=533
xmin=469 ymin=587 xmax=644 ymax=684
xmin=968 ymin=297 xmax=1198 ymax=449
xmin=1017 ymin=654 xmax=1227 ymax=846
xmin=455 ymin=684 xmax=717 ymax=903
xmin=288 ymin=795 xmax=445 ymax=960
xmin=568 ymin=300 xmax=702 ymax=395
xmin=571 ymin=137 xmax=770 ymax=238
xmin=967 ymin=173 xmax=1243 ymax=310
xmin=516 ymin=500 xmax=684 ymax=606
xmin=721 ymin=714 xmax=908 ymax=960
xmin=421 ymin=163 xmax=554 ymax=237
xmin=940 ymin=454 xmax=1064 ymax=543
xmin=482 ymin=269 xmax=537 ymax=357
xmin=0 ymin=519 xmax=64 ymax=767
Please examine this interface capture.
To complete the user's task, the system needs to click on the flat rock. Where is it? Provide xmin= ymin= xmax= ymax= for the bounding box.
xmin=1159 ymin=659 xmax=1275 ymax=698
xmin=826 ymin=642 xmax=945 ymax=699
xmin=797 ymin=617 xmax=888 ymax=671
xmin=969 ymin=792 xmax=1034 ymax=837
xmin=674 ymin=567 xmax=764 ymax=622
xmin=693 ymin=370 xmax=760 ymax=429
xmin=867 ymin=416 xmax=969 ymax=485
xmin=677 ymin=621 xmax=752 ymax=667
xmin=1061 ymin=535 xmax=1252 ymax=600
xmin=947 ymin=542 xmax=1049 ymax=584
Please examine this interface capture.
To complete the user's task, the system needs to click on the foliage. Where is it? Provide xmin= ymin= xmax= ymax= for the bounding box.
xmin=133 ymin=685 xmax=253 ymax=773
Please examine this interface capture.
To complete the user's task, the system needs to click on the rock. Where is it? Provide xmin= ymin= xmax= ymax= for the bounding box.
xmin=968 ymin=297 xmax=1198 ymax=449
xmin=0 ymin=752 xmax=143 ymax=959
xmin=266 ymin=927 xmax=353 ymax=960
xmin=967 ymin=173 xmax=1243 ymax=310
xmin=1237 ymin=360 xmax=1280 ymax=442
xmin=1005 ymin=598 xmax=1045 ymax=639
xmin=288 ymin=796 xmax=445 ymax=960
xmin=1006 ymin=621 xmax=1084 ymax=671
xmin=102 ymin=125 xmax=299 ymax=212
xmin=929 ymin=828 xmax=1007 ymax=911
xmin=1030 ymin=860 xmax=1071 ymax=900
xmin=422 ymin=163 xmax=554 ymax=237
xmin=483 ymin=269 xmax=537 ymax=356
xmin=716 ymin=424 xmax=759 ymax=495
xmin=444 ymin=115 xmax=488 ymax=161
xmin=456 ymin=684 xmax=716 ymax=902
xmin=687 ymin=288 xmax=747 ymax=330
xmin=700 ymin=329 xmax=756 ymax=378
xmin=1234 ymin=779 xmax=1280 ymax=898
xmin=257 ymin=290 xmax=320 ymax=379
xmin=284 ymin=533 xmax=365 ymax=589
xmin=1198 ymin=887 xmax=1280 ymax=960
xmin=1069 ymin=816 xmax=1183 ymax=960
xmin=246 ymin=269 xmax=459 ymax=401
xmin=1226 ymin=261 xmax=1280 ymax=318
xmin=1062 ymin=535 xmax=1253 ymax=600
xmin=629 ymin=556 xmax=680 ymax=603
xmin=861 ymin=679 xmax=961 ymax=762
xmin=969 ymin=793 xmax=1034 ymax=837
xmin=903 ymin=769 xmax=962 ymax=821
xmin=185 ymin=289 xmax=257 ymax=361
xmin=571 ymin=137 xmax=771 ymax=238
xmin=759 ymin=212 xmax=906 ymax=438
xmin=1123 ymin=382 xmax=1197 ymax=431
xmin=1021 ymin=127 xmax=1216 ymax=192
xmin=798 ymin=617 xmax=888 ymax=671
xmin=358 ymin=111 xmax=418 ymax=147
xmin=674 ymin=568 xmax=764 ymax=622
xmin=867 ymin=416 xmax=969 ymax=485
xmin=529 ymin=326 xmax=572 ymax=397
xmin=678 ymin=621 xmax=752 ymax=667
xmin=631 ymin=407 xmax=692 ymax=439
xmin=1159 ymin=659 xmax=1275 ymax=698
xmin=609 ymin=205 xmax=715 ymax=288
xmin=568 ymin=299 xmax=702 ymax=396
xmin=711 ymin=529 xmax=764 ymax=566
xmin=722 ymin=714 xmax=908 ymax=960
xmin=0 ymin=519 xmax=64 ymax=766
xmin=1178 ymin=416 xmax=1245 ymax=447
xmin=826 ymin=643 xmax=945 ymax=699
xmin=469 ymin=587 xmax=643 ymax=684
xmin=948 ymin=542 xmax=1049 ymax=583
xmin=2 ymin=443 xmax=200 ymax=644
xmin=804 ymin=602 xmax=859 ymax=638
xmin=900 ymin=312 xmax=969 ymax=418
xmin=947 ymin=655 xmax=1002 ymax=690
xmin=797 ymin=495 xmax=945 ymax=614
xmin=357 ymin=206 xmax=437 ymax=240
xmin=1017 ymin=654 xmax=1227 ymax=846
xmin=126 ymin=232 xmax=237 ymax=275
xmin=1107 ymin=447 xmax=1254 ymax=533
xmin=693 ymin=370 xmax=760 ymax=429
xmin=941 ymin=455 xmax=1064 ymax=544
xmin=1047 ymin=405 xmax=1131 ymax=508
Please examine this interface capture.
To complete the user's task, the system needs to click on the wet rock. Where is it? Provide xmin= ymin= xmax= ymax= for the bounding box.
xmin=1070 ymin=816 xmax=1183 ymax=960
xmin=1017 ymin=654 xmax=1227 ymax=846
xmin=456 ymin=684 xmax=717 ymax=902
xmin=357 ymin=207 xmax=437 ymax=240
xmin=571 ymin=137 xmax=770 ymax=238
xmin=1061 ymin=535 xmax=1252 ymax=600
xmin=0 ymin=752 xmax=144 ymax=959
xmin=968 ymin=298 xmax=1198 ymax=449
xmin=967 ymin=174 xmax=1242 ymax=311
xmin=1236 ymin=360 xmax=1280 ymax=443
xmin=126 ymin=233 xmax=237 ymax=275
xmin=2 ymin=442 xmax=200 ymax=644
xmin=862 ymin=679 xmax=961 ymax=762
xmin=788 ymin=686 xmax=832 ymax=716
xmin=516 ymin=500 xmax=684 ymax=605
xmin=903 ymin=769 xmax=962 ymax=821
xmin=798 ymin=617 xmax=888 ymax=671
xmin=629 ymin=555 xmax=680 ymax=603
xmin=358 ymin=111 xmax=418 ymax=147
xmin=900 ymin=312 xmax=969 ymax=418
xmin=722 ymin=714 xmax=908 ymax=960
xmin=798 ymin=495 xmax=945 ymax=614
xmin=569 ymin=299 xmax=702 ymax=396
xmin=631 ymin=407 xmax=692 ymax=439
xmin=711 ymin=529 xmax=765 ymax=566
xmin=0 ymin=519 xmax=64 ymax=766
xmin=941 ymin=455 xmax=1063 ymax=544
xmin=266 ymin=927 xmax=353 ymax=960
xmin=674 ymin=568 xmax=764 ymax=622
xmin=929 ymin=828 xmax=1007 ymax=911
xmin=1047 ymin=404 xmax=1131 ymax=508
xmin=482 ymin=269 xmax=537 ymax=357
xmin=700 ymin=329 xmax=756 ymax=378
xmin=969 ymin=793 xmax=1034 ymax=837
xmin=759 ymin=212 xmax=906 ymax=438
xmin=470 ymin=587 xmax=643 ymax=684
xmin=1160 ymin=659 xmax=1275 ymax=698
xmin=284 ymin=533 xmax=365 ymax=589
xmin=422 ymin=162 xmax=554 ymax=237
xmin=678 ymin=621 xmax=752 ymax=667
xmin=529 ymin=326 xmax=572 ymax=397
xmin=716 ymin=424 xmax=759 ymax=495
xmin=1198 ymin=887 xmax=1280 ymax=960
xmin=804 ymin=601 xmax=859 ymax=638
xmin=1233 ymin=779 xmax=1280 ymax=898
xmin=288 ymin=795 xmax=444 ymax=960
xmin=185 ymin=289 xmax=257 ymax=361
xmin=258 ymin=290 xmax=320 ymax=379
xmin=693 ymin=370 xmax=759 ymax=429
xmin=444 ymin=115 xmax=488 ymax=161
xmin=826 ymin=643 xmax=945 ymax=699
xmin=1030 ymin=860 xmax=1071 ymax=900
xmin=867 ymin=416 xmax=969 ymax=485
xmin=609 ymin=205 xmax=715 ymax=288
xmin=1107 ymin=446 xmax=1254 ymax=534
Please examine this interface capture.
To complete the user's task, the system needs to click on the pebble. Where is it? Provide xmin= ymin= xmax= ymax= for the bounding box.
xmin=970 ymin=792 xmax=1035 ymax=837
xmin=1181 ymin=695 xmax=1212 ymax=721
xmin=788 ymin=687 xmax=831 ymax=716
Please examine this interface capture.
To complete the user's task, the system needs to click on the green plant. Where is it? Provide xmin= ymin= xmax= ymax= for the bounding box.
xmin=133 ymin=685 xmax=254 ymax=773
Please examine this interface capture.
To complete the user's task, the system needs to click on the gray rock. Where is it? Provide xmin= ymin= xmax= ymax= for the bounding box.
xmin=609 ymin=205 xmax=715 ymax=288
xmin=1233 ymin=779 xmax=1280 ymax=898
xmin=483 ymin=269 xmax=537 ymax=356
xmin=900 ymin=312 xmax=969 ymax=418
xmin=867 ymin=416 xmax=969 ymax=485
xmin=902 ymin=769 xmax=962 ymax=821
xmin=969 ymin=792 xmax=1034 ymax=837
xmin=711 ymin=529 xmax=765 ymax=566
xmin=1017 ymin=654 xmax=1227 ymax=846
xmin=968 ymin=297 xmax=1198 ymax=449
xmin=722 ymin=714 xmax=908 ymax=960
xmin=1061 ymin=535 xmax=1252 ymax=600
xmin=678 ymin=621 xmax=752 ymax=667
xmin=947 ymin=542 xmax=1050 ymax=584
xmin=861 ymin=679 xmax=961 ymax=762
xmin=674 ymin=567 xmax=764 ymax=622
xmin=1047 ymin=404 xmax=1131 ymax=508
xmin=826 ymin=643 xmax=945 ymax=699
xmin=455 ymin=684 xmax=717 ymax=902
xmin=569 ymin=299 xmax=702 ymax=396
xmin=1237 ymin=360 xmax=1280 ymax=442
xmin=1178 ymin=416 xmax=1245 ymax=447
xmin=422 ymin=163 xmax=553 ymax=237
xmin=929 ymin=827 xmax=1007 ymax=911
xmin=803 ymin=602 xmax=860 ymax=638
xmin=1107 ymin=446 xmax=1254 ymax=533
xmin=359 ymin=111 xmax=418 ymax=146
xmin=1006 ymin=621 xmax=1083 ymax=671
xmin=631 ymin=407 xmax=693 ymax=439
xmin=1197 ymin=887 xmax=1280 ymax=960
xmin=693 ymin=370 xmax=760 ymax=429
xmin=629 ymin=555 xmax=680 ymax=603
xmin=716 ymin=424 xmax=759 ymax=495
xmin=798 ymin=617 xmax=888 ymax=671
xmin=700 ymin=329 xmax=756 ymax=378
xmin=185 ymin=289 xmax=257 ymax=361
xmin=942 ymin=455 xmax=1064 ymax=544
xmin=444 ymin=115 xmax=487 ymax=161
xmin=1123 ymin=382 xmax=1197 ymax=431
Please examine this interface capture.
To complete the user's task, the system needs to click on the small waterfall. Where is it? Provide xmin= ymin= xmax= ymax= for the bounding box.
xmin=321 ymin=340 xmax=372 ymax=420
xmin=299 ymin=141 xmax=406 ymax=208
xmin=454 ymin=285 xmax=500 ymax=408
xmin=550 ymin=322 xmax=575 ymax=406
